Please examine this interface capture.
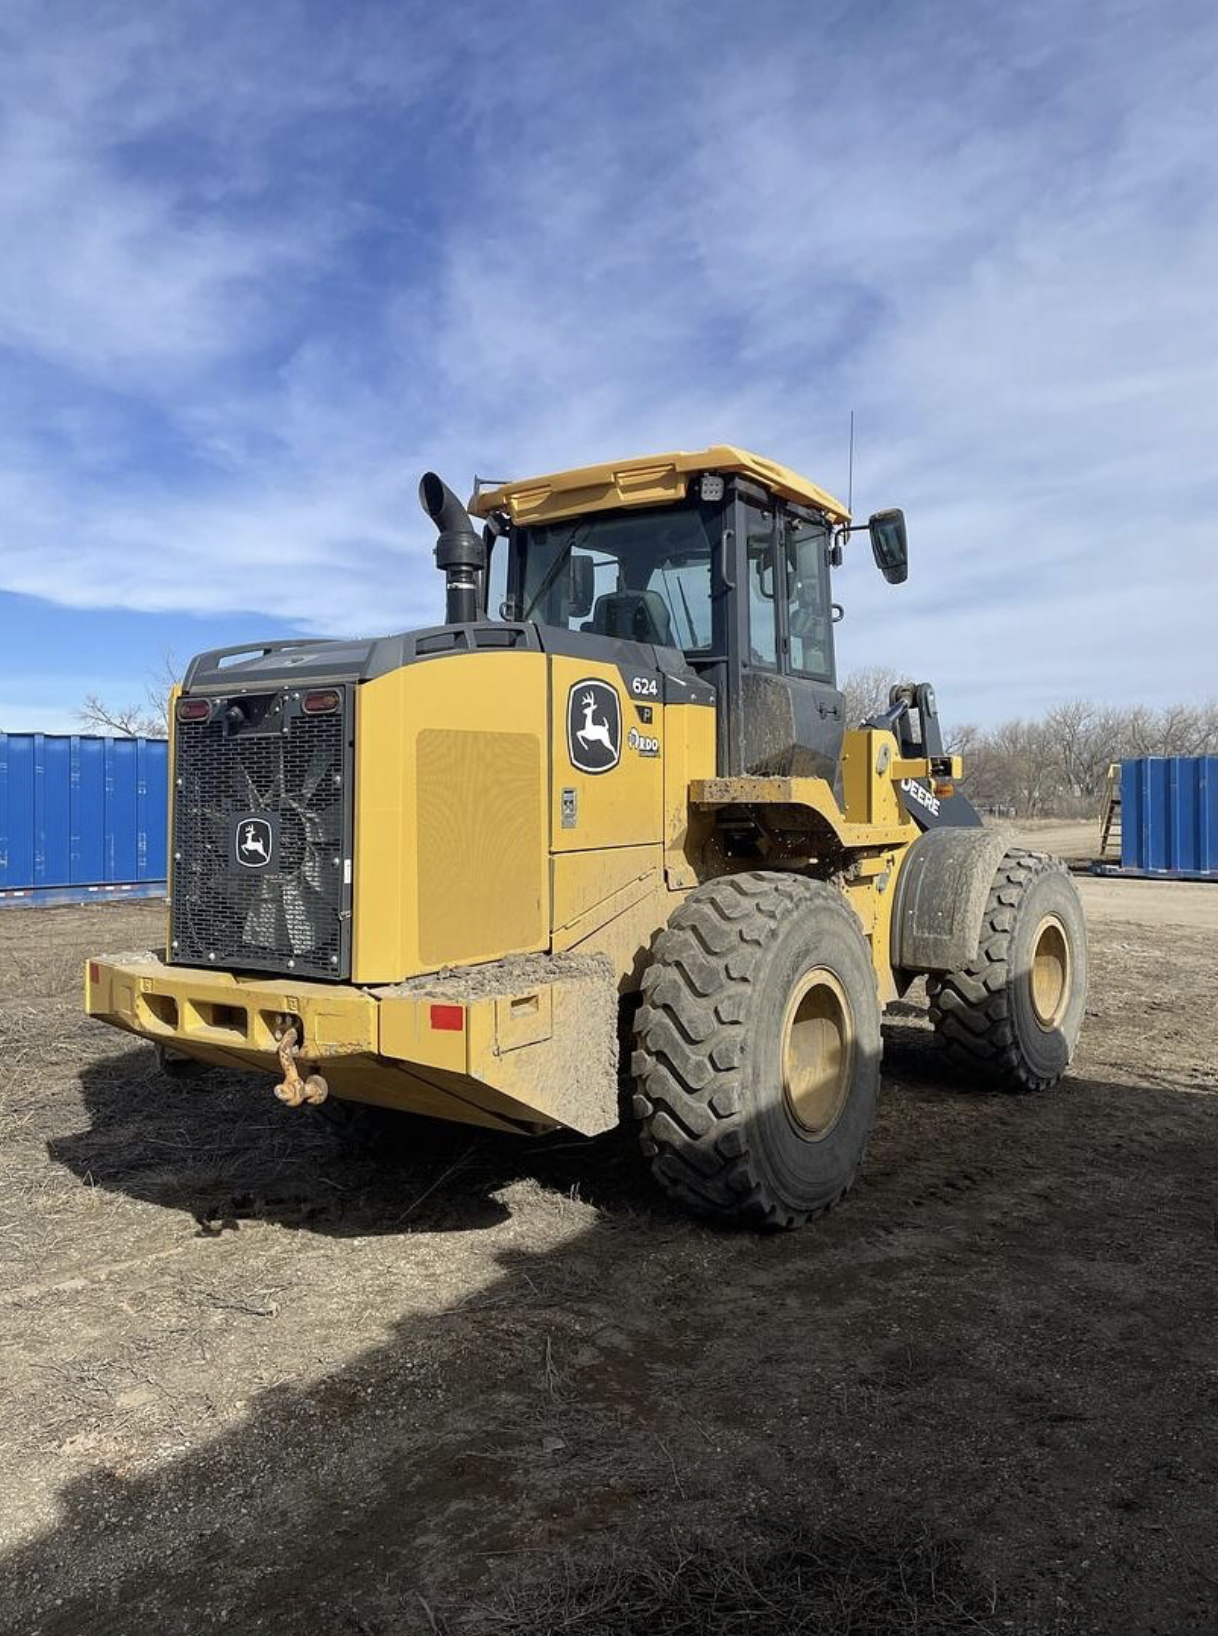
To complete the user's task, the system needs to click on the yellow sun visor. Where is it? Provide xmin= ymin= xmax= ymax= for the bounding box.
xmin=468 ymin=445 xmax=850 ymax=527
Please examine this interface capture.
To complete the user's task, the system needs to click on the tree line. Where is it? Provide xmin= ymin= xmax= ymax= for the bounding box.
xmin=842 ymin=666 xmax=1218 ymax=817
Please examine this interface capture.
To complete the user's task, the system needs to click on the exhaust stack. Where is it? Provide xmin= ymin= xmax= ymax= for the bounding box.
xmin=419 ymin=472 xmax=487 ymax=624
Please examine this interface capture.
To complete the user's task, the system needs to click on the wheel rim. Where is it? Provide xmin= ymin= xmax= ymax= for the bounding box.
xmin=1030 ymin=914 xmax=1071 ymax=1030
xmin=781 ymin=968 xmax=854 ymax=1141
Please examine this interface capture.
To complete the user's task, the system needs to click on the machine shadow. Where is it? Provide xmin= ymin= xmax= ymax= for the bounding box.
xmin=53 ymin=1009 xmax=1031 ymax=1241
xmin=13 ymin=1039 xmax=1218 ymax=1634
xmin=0 ymin=1206 xmax=619 ymax=1635
xmin=50 ymin=1043 xmax=669 ymax=1236
xmin=12 ymin=1032 xmax=1016 ymax=1636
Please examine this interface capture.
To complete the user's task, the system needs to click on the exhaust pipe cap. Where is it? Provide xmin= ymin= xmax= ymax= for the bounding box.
xmin=419 ymin=470 xmax=487 ymax=623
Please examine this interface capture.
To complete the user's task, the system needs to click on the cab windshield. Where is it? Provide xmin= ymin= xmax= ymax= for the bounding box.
xmin=510 ymin=503 xmax=716 ymax=653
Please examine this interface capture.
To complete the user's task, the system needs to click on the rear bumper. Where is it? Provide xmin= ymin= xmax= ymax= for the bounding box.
xmin=85 ymin=952 xmax=618 ymax=1136
xmin=86 ymin=954 xmax=376 ymax=1061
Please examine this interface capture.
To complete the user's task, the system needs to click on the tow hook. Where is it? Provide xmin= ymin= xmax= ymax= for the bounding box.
xmin=273 ymin=1023 xmax=329 ymax=1107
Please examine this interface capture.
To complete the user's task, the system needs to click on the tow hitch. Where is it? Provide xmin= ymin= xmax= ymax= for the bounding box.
xmin=272 ymin=1022 xmax=329 ymax=1107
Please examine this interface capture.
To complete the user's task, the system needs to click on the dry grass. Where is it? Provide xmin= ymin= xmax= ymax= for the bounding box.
xmin=458 ymin=1515 xmax=1026 ymax=1636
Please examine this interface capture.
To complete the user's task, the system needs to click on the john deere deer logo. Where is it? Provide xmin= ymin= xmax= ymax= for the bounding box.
xmin=235 ymin=816 xmax=274 ymax=869
xmin=566 ymin=679 xmax=621 ymax=774
xmin=576 ymin=693 xmax=614 ymax=754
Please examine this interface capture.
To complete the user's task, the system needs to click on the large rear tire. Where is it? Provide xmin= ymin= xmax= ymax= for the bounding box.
xmin=926 ymin=848 xmax=1087 ymax=1092
xmin=631 ymin=872 xmax=882 ymax=1229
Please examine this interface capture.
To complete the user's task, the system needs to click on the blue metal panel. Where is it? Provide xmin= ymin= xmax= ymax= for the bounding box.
xmin=72 ymin=736 xmax=106 ymax=884
xmin=0 ymin=733 xmax=35 ymax=887
xmin=0 ymin=732 xmax=168 ymax=901
xmin=1121 ymin=757 xmax=1218 ymax=879
xmin=43 ymin=735 xmax=71 ymax=885
xmin=106 ymin=737 xmax=138 ymax=883
xmin=141 ymin=738 xmax=168 ymax=880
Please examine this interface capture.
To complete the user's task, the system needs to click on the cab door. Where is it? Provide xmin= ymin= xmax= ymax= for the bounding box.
xmin=731 ymin=490 xmax=844 ymax=780
xmin=776 ymin=502 xmax=845 ymax=778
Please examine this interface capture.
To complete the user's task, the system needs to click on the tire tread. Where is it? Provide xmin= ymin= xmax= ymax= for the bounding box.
xmin=926 ymin=847 xmax=1071 ymax=1093
xmin=633 ymin=872 xmax=870 ymax=1229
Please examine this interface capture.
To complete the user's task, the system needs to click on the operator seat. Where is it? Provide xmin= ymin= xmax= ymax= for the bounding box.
xmin=589 ymin=590 xmax=675 ymax=647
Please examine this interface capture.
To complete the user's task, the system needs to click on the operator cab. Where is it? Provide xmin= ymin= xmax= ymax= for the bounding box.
xmin=466 ymin=447 xmax=907 ymax=783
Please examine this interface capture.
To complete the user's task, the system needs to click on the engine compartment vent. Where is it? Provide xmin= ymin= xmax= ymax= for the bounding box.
xmin=169 ymin=689 xmax=353 ymax=981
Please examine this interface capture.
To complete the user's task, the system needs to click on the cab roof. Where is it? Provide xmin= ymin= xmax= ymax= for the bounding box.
xmin=467 ymin=445 xmax=850 ymax=527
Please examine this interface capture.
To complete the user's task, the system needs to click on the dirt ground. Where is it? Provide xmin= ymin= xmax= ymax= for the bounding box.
xmin=2 ymin=845 xmax=1216 ymax=1635
xmin=995 ymin=818 xmax=1104 ymax=863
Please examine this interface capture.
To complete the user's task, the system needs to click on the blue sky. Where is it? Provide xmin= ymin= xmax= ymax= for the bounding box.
xmin=1 ymin=0 xmax=1215 ymax=731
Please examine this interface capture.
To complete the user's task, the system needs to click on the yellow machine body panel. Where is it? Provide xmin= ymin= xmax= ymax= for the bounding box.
xmin=352 ymin=651 xmax=551 ymax=984
xmin=550 ymin=845 xmax=665 ymax=950
xmin=549 ymin=653 xmax=664 ymax=853
xmin=349 ymin=648 xmax=716 ymax=991
xmin=662 ymin=701 xmax=716 ymax=888
xmin=470 ymin=445 xmax=850 ymax=527
xmin=550 ymin=844 xmax=670 ymax=992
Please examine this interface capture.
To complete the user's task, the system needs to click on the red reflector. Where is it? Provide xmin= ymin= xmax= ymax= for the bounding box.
xmin=430 ymin=1004 xmax=464 ymax=1032
xmin=302 ymin=689 xmax=340 ymax=714
xmin=89 ymin=962 xmax=100 ymax=985
xmin=176 ymin=697 xmax=211 ymax=722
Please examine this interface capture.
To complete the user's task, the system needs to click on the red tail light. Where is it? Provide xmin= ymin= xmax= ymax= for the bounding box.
xmin=176 ymin=698 xmax=212 ymax=723
xmin=430 ymin=1004 xmax=464 ymax=1032
xmin=302 ymin=689 xmax=340 ymax=714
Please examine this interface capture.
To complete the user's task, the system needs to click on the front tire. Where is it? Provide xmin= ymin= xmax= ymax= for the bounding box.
xmin=631 ymin=872 xmax=882 ymax=1229
xmin=926 ymin=848 xmax=1087 ymax=1092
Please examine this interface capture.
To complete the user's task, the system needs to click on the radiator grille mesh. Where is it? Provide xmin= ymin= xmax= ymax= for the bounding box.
xmin=170 ymin=696 xmax=351 ymax=980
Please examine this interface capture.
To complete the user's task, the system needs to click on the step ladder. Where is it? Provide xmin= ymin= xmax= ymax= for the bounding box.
xmin=1098 ymin=763 xmax=1121 ymax=860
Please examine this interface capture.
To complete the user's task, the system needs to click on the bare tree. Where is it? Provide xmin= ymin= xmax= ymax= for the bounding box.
xmin=936 ymin=696 xmax=1218 ymax=818
xmin=840 ymin=665 xmax=902 ymax=727
xmin=78 ymin=649 xmax=181 ymax=739
xmin=145 ymin=649 xmax=181 ymax=727
xmin=1044 ymin=700 xmax=1114 ymax=800
xmin=944 ymin=720 xmax=980 ymax=758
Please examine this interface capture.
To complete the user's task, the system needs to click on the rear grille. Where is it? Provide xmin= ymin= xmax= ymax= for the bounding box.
xmin=169 ymin=691 xmax=353 ymax=981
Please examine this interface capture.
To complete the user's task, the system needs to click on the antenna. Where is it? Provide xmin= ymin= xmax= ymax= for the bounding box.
xmin=847 ymin=409 xmax=855 ymax=515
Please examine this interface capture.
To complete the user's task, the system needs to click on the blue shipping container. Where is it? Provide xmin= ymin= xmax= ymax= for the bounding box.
xmin=1121 ymin=756 xmax=1218 ymax=879
xmin=0 ymin=733 xmax=168 ymax=905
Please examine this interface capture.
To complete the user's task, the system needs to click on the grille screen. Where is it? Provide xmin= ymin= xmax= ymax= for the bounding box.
xmin=170 ymin=693 xmax=352 ymax=980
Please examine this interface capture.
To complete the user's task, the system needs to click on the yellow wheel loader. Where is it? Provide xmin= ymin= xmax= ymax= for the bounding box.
xmin=85 ymin=447 xmax=1087 ymax=1227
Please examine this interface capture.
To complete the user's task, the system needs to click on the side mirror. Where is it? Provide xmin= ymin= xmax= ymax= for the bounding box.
xmin=568 ymin=554 xmax=595 ymax=618
xmin=868 ymin=509 xmax=908 ymax=585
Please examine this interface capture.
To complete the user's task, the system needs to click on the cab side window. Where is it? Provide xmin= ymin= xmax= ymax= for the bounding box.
xmin=785 ymin=517 xmax=832 ymax=680
xmin=743 ymin=502 xmax=778 ymax=670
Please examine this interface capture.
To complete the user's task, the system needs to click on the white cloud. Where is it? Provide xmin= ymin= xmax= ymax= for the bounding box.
xmin=0 ymin=0 xmax=1215 ymax=720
